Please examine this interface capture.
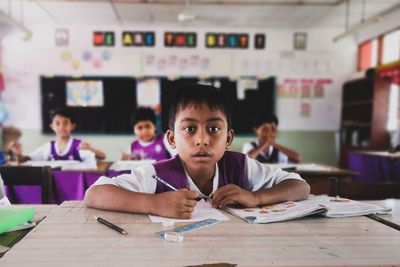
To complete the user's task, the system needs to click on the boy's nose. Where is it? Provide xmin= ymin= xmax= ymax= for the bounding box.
xmin=195 ymin=133 xmax=209 ymax=146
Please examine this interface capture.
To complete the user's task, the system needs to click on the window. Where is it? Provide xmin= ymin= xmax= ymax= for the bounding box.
xmin=358 ymin=39 xmax=378 ymax=70
xmin=387 ymin=83 xmax=400 ymax=131
xmin=382 ymin=30 xmax=400 ymax=64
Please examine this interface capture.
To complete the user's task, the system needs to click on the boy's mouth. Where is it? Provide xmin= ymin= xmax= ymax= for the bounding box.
xmin=192 ymin=151 xmax=211 ymax=158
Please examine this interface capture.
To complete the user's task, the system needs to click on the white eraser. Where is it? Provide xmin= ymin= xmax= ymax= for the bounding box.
xmin=162 ymin=221 xmax=175 ymax=227
xmin=164 ymin=231 xmax=184 ymax=243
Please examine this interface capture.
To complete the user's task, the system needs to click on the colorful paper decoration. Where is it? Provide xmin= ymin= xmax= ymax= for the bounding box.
xmin=93 ymin=32 xmax=114 ymax=46
xmin=122 ymin=31 xmax=155 ymax=46
xmin=61 ymin=51 xmax=71 ymax=61
xmin=82 ymin=51 xmax=92 ymax=62
xmin=254 ymin=34 xmax=265 ymax=49
xmin=206 ymin=33 xmax=248 ymax=48
xmin=102 ymin=50 xmax=111 ymax=61
xmin=164 ymin=32 xmax=196 ymax=48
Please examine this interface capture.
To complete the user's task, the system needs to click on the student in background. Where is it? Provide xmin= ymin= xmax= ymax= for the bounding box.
xmin=121 ymin=107 xmax=175 ymax=161
xmin=85 ymin=84 xmax=309 ymax=219
xmin=242 ymin=115 xmax=300 ymax=163
xmin=1 ymin=126 xmax=22 ymax=164
xmin=10 ymin=108 xmax=105 ymax=163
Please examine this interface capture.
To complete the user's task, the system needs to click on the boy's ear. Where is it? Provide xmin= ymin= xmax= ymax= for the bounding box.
xmin=166 ymin=130 xmax=176 ymax=148
xmin=71 ymin=123 xmax=76 ymax=131
xmin=226 ymin=129 xmax=234 ymax=149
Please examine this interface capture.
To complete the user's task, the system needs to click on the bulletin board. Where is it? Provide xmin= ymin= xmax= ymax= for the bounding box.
xmin=41 ymin=76 xmax=276 ymax=134
xmin=41 ymin=76 xmax=137 ymax=134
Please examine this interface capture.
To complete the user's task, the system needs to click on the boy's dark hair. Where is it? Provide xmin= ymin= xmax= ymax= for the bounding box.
xmin=50 ymin=108 xmax=76 ymax=124
xmin=168 ymin=84 xmax=232 ymax=130
xmin=132 ymin=107 xmax=156 ymax=126
xmin=253 ymin=114 xmax=279 ymax=128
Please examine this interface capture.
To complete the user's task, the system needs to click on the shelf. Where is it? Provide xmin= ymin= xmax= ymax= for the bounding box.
xmin=341 ymin=121 xmax=371 ymax=127
xmin=342 ymin=100 xmax=373 ymax=107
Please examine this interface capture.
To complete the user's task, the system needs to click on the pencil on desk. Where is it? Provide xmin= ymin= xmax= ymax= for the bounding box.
xmin=94 ymin=216 xmax=128 ymax=235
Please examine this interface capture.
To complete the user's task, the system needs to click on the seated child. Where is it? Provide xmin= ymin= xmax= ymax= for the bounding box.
xmin=1 ymin=126 xmax=22 ymax=163
xmin=10 ymin=108 xmax=105 ymax=163
xmin=121 ymin=107 xmax=175 ymax=161
xmin=85 ymin=84 xmax=310 ymax=219
xmin=242 ymin=115 xmax=300 ymax=163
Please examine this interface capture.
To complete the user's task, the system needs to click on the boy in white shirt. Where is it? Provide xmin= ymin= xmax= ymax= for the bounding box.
xmin=85 ymin=84 xmax=310 ymax=219
xmin=11 ymin=108 xmax=104 ymax=163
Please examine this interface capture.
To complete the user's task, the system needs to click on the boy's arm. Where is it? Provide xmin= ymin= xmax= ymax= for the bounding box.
xmin=79 ymin=143 xmax=106 ymax=160
xmin=272 ymin=142 xmax=301 ymax=163
xmin=84 ymin=184 xmax=199 ymax=219
xmin=243 ymin=140 xmax=269 ymax=159
xmin=9 ymin=142 xmax=31 ymax=163
xmin=212 ymin=179 xmax=310 ymax=208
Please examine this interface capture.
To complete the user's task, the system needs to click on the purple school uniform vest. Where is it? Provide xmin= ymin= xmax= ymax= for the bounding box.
xmin=130 ymin=135 xmax=171 ymax=161
xmin=153 ymin=151 xmax=247 ymax=194
xmin=50 ymin=138 xmax=82 ymax=161
xmin=251 ymin=142 xmax=279 ymax=163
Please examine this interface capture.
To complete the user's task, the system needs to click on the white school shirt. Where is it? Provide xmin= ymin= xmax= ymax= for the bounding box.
xmin=242 ymin=140 xmax=289 ymax=163
xmin=28 ymin=137 xmax=96 ymax=163
xmin=124 ymin=134 xmax=177 ymax=157
xmin=91 ymin=156 xmax=304 ymax=198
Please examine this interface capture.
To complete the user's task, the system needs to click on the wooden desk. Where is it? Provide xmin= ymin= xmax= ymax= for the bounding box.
xmin=265 ymin=163 xmax=358 ymax=195
xmin=0 ymin=204 xmax=57 ymax=258
xmin=367 ymin=199 xmax=400 ymax=226
xmin=1 ymin=201 xmax=400 ymax=266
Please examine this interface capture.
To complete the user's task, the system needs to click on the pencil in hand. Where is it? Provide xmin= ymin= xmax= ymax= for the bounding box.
xmin=94 ymin=216 xmax=128 ymax=235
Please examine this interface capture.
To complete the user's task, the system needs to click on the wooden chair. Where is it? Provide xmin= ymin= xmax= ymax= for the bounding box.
xmin=0 ymin=166 xmax=53 ymax=204
xmin=329 ymin=177 xmax=400 ymax=200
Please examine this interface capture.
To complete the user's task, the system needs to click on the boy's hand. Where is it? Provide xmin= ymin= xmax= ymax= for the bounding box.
xmin=212 ymin=184 xmax=259 ymax=209
xmin=152 ymin=188 xmax=198 ymax=219
xmin=79 ymin=142 xmax=91 ymax=150
xmin=9 ymin=142 xmax=23 ymax=155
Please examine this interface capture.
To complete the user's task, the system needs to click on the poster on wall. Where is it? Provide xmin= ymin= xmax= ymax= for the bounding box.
xmin=237 ymin=77 xmax=258 ymax=100
xmin=277 ymin=77 xmax=335 ymax=130
xmin=66 ymin=80 xmax=104 ymax=107
xmin=136 ymin=78 xmax=161 ymax=110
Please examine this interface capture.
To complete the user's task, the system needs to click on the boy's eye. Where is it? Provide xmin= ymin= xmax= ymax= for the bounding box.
xmin=184 ymin=127 xmax=195 ymax=133
xmin=208 ymin=126 xmax=220 ymax=133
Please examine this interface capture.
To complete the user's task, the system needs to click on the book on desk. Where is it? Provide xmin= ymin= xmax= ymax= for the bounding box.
xmin=225 ymin=195 xmax=391 ymax=224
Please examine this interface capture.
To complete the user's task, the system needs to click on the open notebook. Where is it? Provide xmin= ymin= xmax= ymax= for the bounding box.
xmin=225 ymin=195 xmax=391 ymax=224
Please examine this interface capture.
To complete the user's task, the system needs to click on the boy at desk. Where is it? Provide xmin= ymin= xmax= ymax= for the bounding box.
xmin=121 ymin=107 xmax=175 ymax=161
xmin=85 ymin=84 xmax=310 ymax=219
xmin=10 ymin=108 xmax=105 ymax=163
xmin=242 ymin=115 xmax=301 ymax=163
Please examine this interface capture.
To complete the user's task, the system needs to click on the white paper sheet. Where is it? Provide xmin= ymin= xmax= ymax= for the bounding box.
xmin=149 ymin=200 xmax=229 ymax=223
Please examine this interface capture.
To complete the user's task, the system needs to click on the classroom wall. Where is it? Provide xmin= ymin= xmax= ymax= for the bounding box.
xmin=1 ymin=24 xmax=356 ymax=164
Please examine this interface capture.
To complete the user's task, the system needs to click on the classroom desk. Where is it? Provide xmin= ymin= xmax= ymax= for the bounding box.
xmin=1 ymin=201 xmax=400 ymax=267
xmin=0 ymin=204 xmax=57 ymax=258
xmin=5 ymin=162 xmax=111 ymax=205
xmin=265 ymin=163 xmax=357 ymax=195
xmin=348 ymin=151 xmax=400 ymax=182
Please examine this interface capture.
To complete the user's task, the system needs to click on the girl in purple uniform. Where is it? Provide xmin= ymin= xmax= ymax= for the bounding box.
xmin=122 ymin=107 xmax=174 ymax=161
xmin=86 ymin=84 xmax=310 ymax=219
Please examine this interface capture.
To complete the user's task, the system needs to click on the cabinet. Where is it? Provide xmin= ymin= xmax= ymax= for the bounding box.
xmin=339 ymin=74 xmax=391 ymax=167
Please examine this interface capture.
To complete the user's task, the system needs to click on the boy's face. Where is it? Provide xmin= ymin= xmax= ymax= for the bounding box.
xmin=134 ymin=120 xmax=156 ymax=142
xmin=167 ymin=102 xmax=233 ymax=174
xmin=255 ymin=122 xmax=277 ymax=141
xmin=49 ymin=115 xmax=76 ymax=139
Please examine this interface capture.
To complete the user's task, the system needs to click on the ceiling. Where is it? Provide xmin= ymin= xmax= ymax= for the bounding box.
xmin=1 ymin=0 xmax=400 ymax=30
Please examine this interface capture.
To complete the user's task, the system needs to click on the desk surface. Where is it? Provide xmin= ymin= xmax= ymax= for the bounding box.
xmin=1 ymin=200 xmax=400 ymax=267
xmin=0 ymin=204 xmax=57 ymax=257
xmin=264 ymin=163 xmax=357 ymax=177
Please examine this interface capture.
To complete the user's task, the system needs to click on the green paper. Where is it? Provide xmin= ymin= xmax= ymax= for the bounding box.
xmin=0 ymin=206 xmax=35 ymax=234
